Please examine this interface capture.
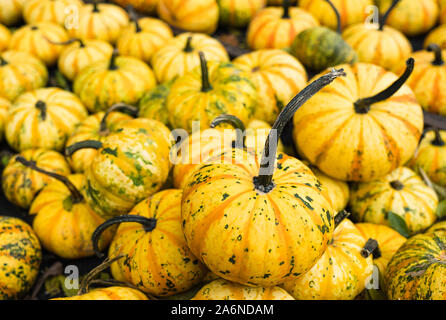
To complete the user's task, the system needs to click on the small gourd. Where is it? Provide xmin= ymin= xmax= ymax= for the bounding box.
xmin=0 ymin=24 xmax=11 ymax=52
xmin=23 ymin=0 xmax=83 ymax=27
xmin=0 ymin=0 xmax=26 ymax=26
xmin=217 ymin=0 xmax=266 ymax=28
xmin=425 ymin=25 xmax=446 ymax=50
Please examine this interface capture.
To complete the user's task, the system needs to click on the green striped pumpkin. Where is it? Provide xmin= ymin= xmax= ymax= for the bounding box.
xmin=138 ymin=80 xmax=174 ymax=127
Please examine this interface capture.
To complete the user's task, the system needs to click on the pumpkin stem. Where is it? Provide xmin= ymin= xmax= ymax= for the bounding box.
xmin=127 ymin=4 xmax=142 ymax=33
xmin=427 ymin=43 xmax=444 ymax=66
xmin=334 ymin=210 xmax=350 ymax=228
xmin=0 ymin=56 xmax=7 ymax=66
xmin=432 ymin=128 xmax=445 ymax=147
xmin=354 ymin=58 xmax=414 ymax=114
xmin=282 ymin=0 xmax=291 ymax=19
xmin=109 ymin=49 xmax=119 ymax=71
xmin=253 ymin=68 xmax=346 ymax=193
xmin=99 ymin=103 xmax=139 ymax=135
xmin=92 ymin=215 xmax=157 ymax=258
xmin=44 ymin=37 xmax=85 ymax=48
xmin=15 ymin=156 xmax=84 ymax=204
xmin=379 ymin=0 xmax=401 ymax=31
xmin=390 ymin=180 xmax=404 ymax=190
xmin=92 ymin=0 xmax=100 ymax=12
xmin=199 ymin=51 xmax=213 ymax=92
xmin=65 ymin=140 xmax=103 ymax=157
xmin=35 ymin=100 xmax=47 ymax=121
xmin=184 ymin=36 xmax=194 ymax=52
xmin=324 ymin=0 xmax=342 ymax=34
xmin=210 ymin=114 xmax=246 ymax=149
xmin=361 ymin=238 xmax=381 ymax=259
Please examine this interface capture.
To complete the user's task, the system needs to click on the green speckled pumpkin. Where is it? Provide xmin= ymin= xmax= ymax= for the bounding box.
xmin=217 ymin=0 xmax=266 ymax=28
xmin=138 ymin=80 xmax=174 ymax=127
xmin=0 ymin=216 xmax=41 ymax=300
xmin=385 ymin=230 xmax=446 ymax=300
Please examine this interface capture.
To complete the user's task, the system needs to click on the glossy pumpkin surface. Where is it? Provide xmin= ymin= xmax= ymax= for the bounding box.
xmin=425 ymin=24 xmax=446 ymax=50
xmin=232 ymin=49 xmax=307 ymax=124
xmin=0 ymin=216 xmax=41 ymax=300
xmin=311 ymin=166 xmax=349 ymax=213
xmin=107 ymin=189 xmax=207 ymax=296
xmin=157 ymin=0 xmax=219 ymax=34
xmin=192 ymin=279 xmax=294 ymax=300
xmin=5 ymin=87 xmax=88 ymax=152
xmin=0 ymin=96 xmax=10 ymax=141
xmin=282 ymin=219 xmax=373 ymax=300
xmin=0 ymin=24 xmax=11 ymax=52
xmin=293 ymin=63 xmax=423 ymax=182
xmin=350 ymin=167 xmax=438 ymax=236
xmin=23 ymin=0 xmax=83 ymax=27
xmin=0 ymin=0 xmax=26 ymax=26
xmin=0 ymin=50 xmax=48 ymax=102
xmin=138 ymin=80 xmax=173 ymax=127
xmin=53 ymin=286 xmax=149 ymax=300
xmin=151 ymin=32 xmax=229 ymax=83
xmin=217 ymin=0 xmax=266 ymax=28
xmin=440 ymin=0 xmax=446 ymax=24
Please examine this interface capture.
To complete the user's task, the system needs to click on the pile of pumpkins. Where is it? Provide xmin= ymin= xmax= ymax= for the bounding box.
xmin=0 ymin=0 xmax=445 ymax=301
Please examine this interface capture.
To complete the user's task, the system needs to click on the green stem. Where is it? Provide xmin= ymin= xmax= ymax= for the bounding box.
xmin=184 ymin=36 xmax=194 ymax=52
xmin=65 ymin=140 xmax=103 ymax=157
xmin=210 ymin=114 xmax=246 ymax=149
xmin=427 ymin=43 xmax=444 ymax=66
xmin=324 ymin=0 xmax=342 ymax=34
xmin=99 ymin=103 xmax=139 ymax=134
xmin=126 ymin=4 xmax=142 ymax=32
xmin=361 ymin=238 xmax=381 ymax=259
xmin=109 ymin=49 xmax=119 ymax=70
xmin=432 ymin=128 xmax=445 ymax=147
xmin=35 ymin=100 xmax=47 ymax=121
xmin=334 ymin=210 xmax=350 ymax=228
xmin=44 ymin=37 xmax=85 ymax=48
xmin=282 ymin=0 xmax=291 ymax=19
xmin=199 ymin=51 xmax=213 ymax=92
xmin=0 ymin=56 xmax=6 ymax=66
xmin=390 ymin=180 xmax=404 ymax=190
xmin=379 ymin=0 xmax=401 ymax=31
xmin=92 ymin=0 xmax=100 ymax=12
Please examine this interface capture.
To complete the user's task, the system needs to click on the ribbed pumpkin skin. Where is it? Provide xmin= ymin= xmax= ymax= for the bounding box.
xmin=427 ymin=221 xmax=446 ymax=234
xmin=116 ymin=18 xmax=173 ymax=64
xmin=30 ymin=174 xmax=114 ymax=259
xmin=282 ymin=219 xmax=373 ymax=300
xmin=151 ymin=33 xmax=229 ymax=83
xmin=53 ymin=286 xmax=149 ymax=300
xmin=291 ymin=27 xmax=358 ymax=72
xmin=0 ymin=24 xmax=10 ymax=52
xmin=84 ymin=119 xmax=174 ymax=219
xmin=232 ymin=49 xmax=307 ymax=124
xmin=311 ymin=167 xmax=349 ymax=213
xmin=109 ymin=189 xmax=207 ymax=296
xmin=0 ymin=97 xmax=10 ymax=141
xmin=168 ymin=61 xmax=256 ymax=132
xmin=2 ymin=149 xmax=70 ymax=209
xmin=0 ymin=0 xmax=25 ymax=26
xmin=0 ymin=51 xmax=48 ymax=102
xmin=399 ymin=49 xmax=446 ymax=117
xmin=343 ymin=24 xmax=412 ymax=73
xmin=58 ymin=40 xmax=113 ymax=81
xmin=411 ymin=130 xmax=446 ymax=187
xmin=350 ymin=167 xmax=438 ymax=236
xmin=139 ymin=80 xmax=173 ymax=127
xmin=217 ymin=0 xmax=266 ymax=28
xmin=385 ymin=231 xmax=446 ymax=300
xmin=157 ymin=0 xmax=219 ymax=34
xmin=23 ymin=0 xmax=83 ymax=26
xmin=66 ymin=112 xmax=133 ymax=173
xmin=246 ymin=7 xmax=319 ymax=50
xmin=5 ymin=87 xmax=88 ymax=152
xmin=9 ymin=22 xmax=69 ymax=66
xmin=192 ymin=279 xmax=294 ymax=300
xmin=299 ymin=0 xmax=373 ymax=31
xmin=68 ymin=4 xmax=129 ymax=44
xmin=0 ymin=217 xmax=41 ymax=300
xmin=356 ymin=223 xmax=406 ymax=277
xmin=376 ymin=0 xmax=439 ymax=37
xmin=425 ymin=25 xmax=446 ymax=50
xmin=293 ymin=63 xmax=423 ymax=182
xmin=441 ymin=0 xmax=446 ymax=24
xmin=73 ymin=56 xmax=156 ymax=113
xmin=182 ymin=148 xmax=335 ymax=286
xmin=111 ymin=0 xmax=159 ymax=15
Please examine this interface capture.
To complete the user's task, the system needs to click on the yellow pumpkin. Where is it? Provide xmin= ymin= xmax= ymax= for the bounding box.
xmin=293 ymin=60 xmax=423 ymax=182
xmin=411 ymin=129 xmax=446 ymax=187
xmin=356 ymin=223 xmax=406 ymax=277
xmin=111 ymin=0 xmax=159 ymax=15
xmin=138 ymin=80 xmax=174 ymax=127
xmin=167 ymin=53 xmax=257 ymax=133
xmin=68 ymin=2 xmax=129 ymax=44
xmin=8 ymin=22 xmax=69 ymax=66
xmin=73 ymin=50 xmax=157 ymax=113
xmin=53 ymin=286 xmax=149 ymax=300
xmin=267 ymin=0 xmax=296 ymax=5
xmin=350 ymin=167 xmax=439 ymax=236
xmin=23 ymin=0 xmax=83 ymax=27
xmin=282 ymin=213 xmax=374 ymax=300
xmin=2 ymin=149 xmax=71 ymax=209
xmin=181 ymin=69 xmax=345 ymax=286
xmin=311 ymin=166 xmax=349 ymax=213
xmin=246 ymin=5 xmax=319 ymax=50
xmin=0 ymin=50 xmax=48 ymax=102
xmin=57 ymin=38 xmax=114 ymax=81
xmin=157 ymin=0 xmax=219 ymax=34
xmin=192 ymin=279 xmax=294 ymax=300
xmin=0 ymin=24 xmax=11 ymax=52
xmin=425 ymin=24 xmax=446 ymax=50
xmin=151 ymin=32 xmax=229 ymax=83
xmin=0 ymin=96 xmax=10 ymax=141
xmin=66 ymin=109 xmax=134 ymax=173
xmin=440 ymin=0 xmax=446 ymax=24
xmin=232 ymin=49 xmax=307 ymax=124
xmin=0 ymin=0 xmax=26 ymax=26
xmin=116 ymin=17 xmax=173 ymax=64
xmin=5 ymin=87 xmax=88 ymax=152
xmin=93 ymin=189 xmax=207 ymax=296
xmin=66 ymin=118 xmax=174 ymax=219
xmin=427 ymin=220 xmax=446 ymax=234
xmin=217 ymin=0 xmax=266 ymax=28
xmin=0 ymin=216 xmax=41 ymax=300
xmin=299 ymin=0 xmax=373 ymax=31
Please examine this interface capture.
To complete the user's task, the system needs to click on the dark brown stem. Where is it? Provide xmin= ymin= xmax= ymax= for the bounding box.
xmin=361 ymin=238 xmax=380 ymax=259
xmin=99 ymin=103 xmax=138 ymax=134
xmin=324 ymin=0 xmax=342 ymax=34
xmin=199 ymin=51 xmax=213 ymax=92
xmin=44 ymin=37 xmax=85 ymax=48
xmin=92 ymin=215 xmax=157 ymax=258
xmin=334 ymin=210 xmax=350 ymax=228
xmin=282 ymin=0 xmax=291 ymax=19
xmin=210 ymin=114 xmax=246 ymax=149
xmin=390 ymin=180 xmax=404 ymax=190
xmin=35 ymin=100 xmax=47 ymax=121
xmin=109 ymin=49 xmax=119 ymax=70
xmin=184 ymin=36 xmax=194 ymax=52
xmin=427 ymin=43 xmax=444 ymax=66
xmin=126 ymin=4 xmax=142 ymax=32
xmin=15 ymin=156 xmax=83 ymax=204
xmin=432 ymin=128 xmax=445 ymax=147
xmin=65 ymin=140 xmax=103 ymax=157
xmin=379 ymin=0 xmax=401 ymax=31
xmin=354 ymin=58 xmax=414 ymax=114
